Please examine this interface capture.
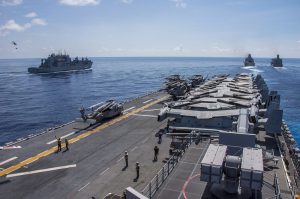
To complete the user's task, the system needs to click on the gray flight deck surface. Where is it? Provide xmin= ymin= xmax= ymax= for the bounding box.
xmin=0 ymin=91 xmax=171 ymax=199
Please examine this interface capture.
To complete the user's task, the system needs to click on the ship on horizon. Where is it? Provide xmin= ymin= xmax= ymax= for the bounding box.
xmin=244 ymin=54 xmax=255 ymax=66
xmin=28 ymin=53 xmax=92 ymax=74
xmin=271 ymin=54 xmax=283 ymax=67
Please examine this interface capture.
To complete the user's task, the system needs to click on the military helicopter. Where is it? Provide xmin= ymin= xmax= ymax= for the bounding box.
xmin=11 ymin=41 xmax=18 ymax=50
xmin=80 ymin=100 xmax=123 ymax=122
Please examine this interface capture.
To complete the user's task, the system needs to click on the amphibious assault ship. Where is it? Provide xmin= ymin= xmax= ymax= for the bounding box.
xmin=244 ymin=54 xmax=255 ymax=66
xmin=28 ymin=53 xmax=92 ymax=74
xmin=0 ymin=73 xmax=299 ymax=199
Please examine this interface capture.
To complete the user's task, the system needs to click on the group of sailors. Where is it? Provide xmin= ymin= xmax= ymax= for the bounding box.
xmin=122 ymin=145 xmax=160 ymax=182
xmin=55 ymin=133 xmax=163 ymax=181
xmin=56 ymin=137 xmax=69 ymax=152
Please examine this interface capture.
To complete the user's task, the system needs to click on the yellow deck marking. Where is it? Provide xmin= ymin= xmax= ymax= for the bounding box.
xmin=0 ymin=96 xmax=167 ymax=177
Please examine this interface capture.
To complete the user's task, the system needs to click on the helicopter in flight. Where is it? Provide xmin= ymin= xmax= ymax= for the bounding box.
xmin=11 ymin=41 xmax=18 ymax=50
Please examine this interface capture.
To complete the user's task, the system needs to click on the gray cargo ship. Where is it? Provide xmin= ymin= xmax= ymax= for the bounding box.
xmin=0 ymin=73 xmax=299 ymax=199
xmin=28 ymin=53 xmax=92 ymax=74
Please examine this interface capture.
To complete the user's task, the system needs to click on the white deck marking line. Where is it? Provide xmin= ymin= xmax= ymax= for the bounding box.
xmin=131 ymin=146 xmax=138 ymax=152
xmin=6 ymin=164 xmax=76 ymax=178
xmin=123 ymin=106 xmax=135 ymax=113
xmin=117 ymin=157 xmax=124 ymax=162
xmin=143 ymin=99 xmax=153 ymax=104
xmin=133 ymin=114 xmax=157 ymax=118
xmin=142 ymin=137 xmax=150 ymax=144
xmin=142 ymin=109 xmax=160 ymax=112
xmin=0 ymin=146 xmax=22 ymax=150
xmin=47 ymin=132 xmax=75 ymax=144
xmin=100 ymin=168 xmax=110 ymax=175
xmin=0 ymin=157 xmax=18 ymax=166
xmin=78 ymin=182 xmax=90 ymax=191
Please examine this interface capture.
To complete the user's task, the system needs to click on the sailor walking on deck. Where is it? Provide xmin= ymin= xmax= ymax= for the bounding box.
xmin=158 ymin=131 xmax=162 ymax=144
xmin=124 ymin=151 xmax=128 ymax=168
xmin=154 ymin=146 xmax=159 ymax=161
xmin=65 ymin=138 xmax=69 ymax=151
xmin=135 ymin=162 xmax=140 ymax=180
xmin=56 ymin=137 xmax=62 ymax=152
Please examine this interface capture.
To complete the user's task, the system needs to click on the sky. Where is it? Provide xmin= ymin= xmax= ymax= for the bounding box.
xmin=0 ymin=0 xmax=300 ymax=58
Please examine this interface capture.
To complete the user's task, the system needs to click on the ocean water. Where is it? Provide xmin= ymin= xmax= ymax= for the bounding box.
xmin=0 ymin=57 xmax=299 ymax=146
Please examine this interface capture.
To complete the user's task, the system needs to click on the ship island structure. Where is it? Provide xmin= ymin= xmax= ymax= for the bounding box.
xmin=0 ymin=73 xmax=300 ymax=199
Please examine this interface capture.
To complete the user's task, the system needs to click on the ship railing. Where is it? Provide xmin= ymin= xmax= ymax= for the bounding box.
xmin=274 ymin=172 xmax=282 ymax=199
xmin=141 ymin=140 xmax=190 ymax=198
xmin=281 ymin=121 xmax=300 ymax=186
xmin=263 ymin=172 xmax=281 ymax=199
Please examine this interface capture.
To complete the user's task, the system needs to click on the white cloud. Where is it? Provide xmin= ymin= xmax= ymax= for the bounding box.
xmin=1 ymin=0 xmax=22 ymax=6
xmin=173 ymin=45 xmax=183 ymax=52
xmin=31 ymin=18 xmax=47 ymax=26
xmin=0 ymin=18 xmax=47 ymax=36
xmin=297 ymin=40 xmax=300 ymax=44
xmin=25 ymin=12 xmax=38 ymax=18
xmin=170 ymin=0 xmax=186 ymax=8
xmin=0 ymin=20 xmax=31 ymax=33
xmin=59 ymin=0 xmax=100 ymax=6
xmin=121 ymin=0 xmax=133 ymax=4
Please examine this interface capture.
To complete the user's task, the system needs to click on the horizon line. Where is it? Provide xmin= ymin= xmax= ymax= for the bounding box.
xmin=1 ymin=55 xmax=299 ymax=60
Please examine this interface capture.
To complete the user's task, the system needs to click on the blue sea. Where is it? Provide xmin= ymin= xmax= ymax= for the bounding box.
xmin=0 ymin=57 xmax=299 ymax=146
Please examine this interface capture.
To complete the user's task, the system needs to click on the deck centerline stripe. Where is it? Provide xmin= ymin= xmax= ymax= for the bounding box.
xmin=117 ymin=157 xmax=124 ymax=162
xmin=130 ymin=146 xmax=138 ymax=152
xmin=0 ymin=96 xmax=167 ymax=177
xmin=0 ymin=157 xmax=18 ymax=166
xmin=46 ymin=131 xmax=75 ymax=144
xmin=142 ymin=137 xmax=150 ymax=144
xmin=143 ymin=99 xmax=153 ymax=104
xmin=6 ymin=164 xmax=76 ymax=178
xmin=100 ymin=168 xmax=110 ymax=175
xmin=123 ymin=106 xmax=135 ymax=113
xmin=78 ymin=182 xmax=90 ymax=191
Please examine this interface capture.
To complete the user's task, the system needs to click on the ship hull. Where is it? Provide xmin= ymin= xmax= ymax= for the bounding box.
xmin=244 ymin=61 xmax=255 ymax=67
xmin=271 ymin=60 xmax=283 ymax=67
xmin=28 ymin=62 xmax=92 ymax=74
